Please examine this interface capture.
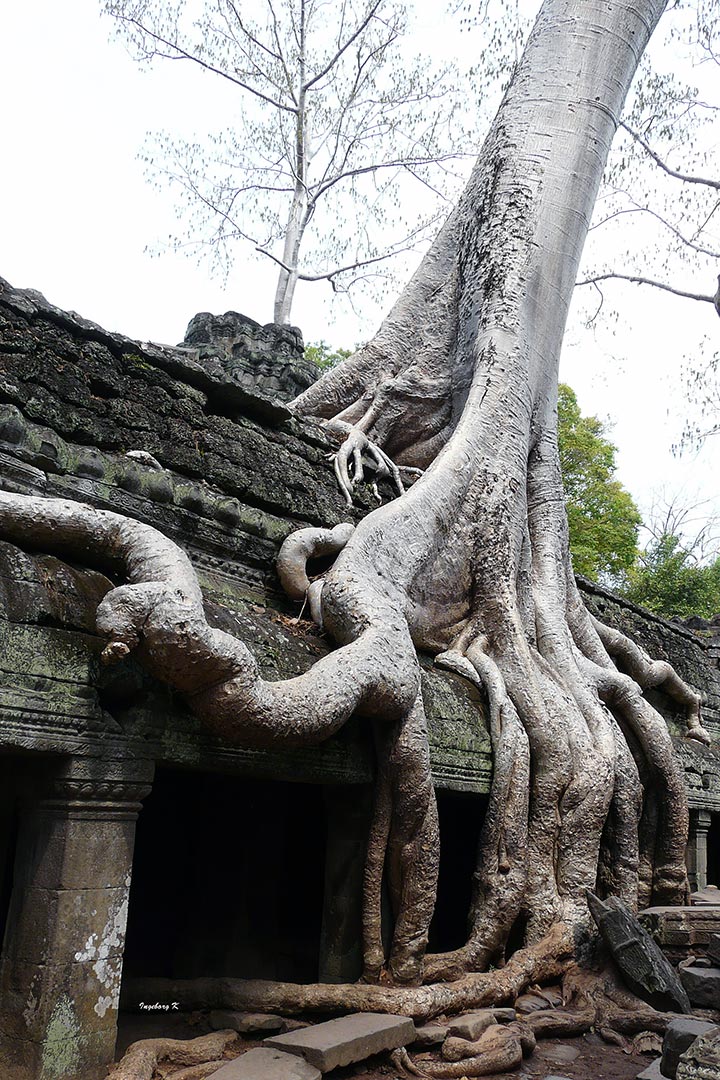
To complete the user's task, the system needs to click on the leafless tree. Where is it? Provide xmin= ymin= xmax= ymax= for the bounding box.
xmin=103 ymin=0 xmax=475 ymax=323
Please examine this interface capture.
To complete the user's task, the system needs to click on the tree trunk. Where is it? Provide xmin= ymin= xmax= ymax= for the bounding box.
xmin=0 ymin=0 xmax=706 ymax=1013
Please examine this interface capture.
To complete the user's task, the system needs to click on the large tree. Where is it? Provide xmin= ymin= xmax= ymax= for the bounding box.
xmin=0 ymin=0 xmax=711 ymax=1061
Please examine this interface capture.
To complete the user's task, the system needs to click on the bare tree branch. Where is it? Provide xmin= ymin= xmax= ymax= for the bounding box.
xmin=575 ymin=272 xmax=716 ymax=305
xmin=113 ymin=13 xmax=298 ymax=113
xmin=620 ymin=121 xmax=720 ymax=191
xmin=303 ymin=0 xmax=385 ymax=92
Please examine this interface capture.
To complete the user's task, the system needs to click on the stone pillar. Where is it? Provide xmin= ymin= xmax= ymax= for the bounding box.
xmin=0 ymin=757 xmax=153 ymax=1080
xmin=318 ymin=785 xmax=373 ymax=984
xmin=687 ymin=808 xmax=712 ymax=893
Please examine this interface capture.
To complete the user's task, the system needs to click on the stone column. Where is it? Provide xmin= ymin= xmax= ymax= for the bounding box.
xmin=318 ymin=785 xmax=372 ymax=984
xmin=0 ymin=756 xmax=153 ymax=1080
xmin=686 ymin=808 xmax=712 ymax=893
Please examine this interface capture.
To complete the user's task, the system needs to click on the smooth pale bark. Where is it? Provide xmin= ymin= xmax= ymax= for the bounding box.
xmin=0 ymin=0 xmax=707 ymax=1014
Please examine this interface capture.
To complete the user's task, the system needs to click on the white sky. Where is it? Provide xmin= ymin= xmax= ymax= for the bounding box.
xmin=1 ymin=0 xmax=718 ymax=544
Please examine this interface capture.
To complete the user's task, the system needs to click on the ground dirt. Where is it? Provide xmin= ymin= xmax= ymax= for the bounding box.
xmin=114 ymin=1012 xmax=661 ymax=1079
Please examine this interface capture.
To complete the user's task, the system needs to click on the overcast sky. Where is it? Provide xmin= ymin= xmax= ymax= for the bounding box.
xmin=1 ymin=0 xmax=718 ymax=546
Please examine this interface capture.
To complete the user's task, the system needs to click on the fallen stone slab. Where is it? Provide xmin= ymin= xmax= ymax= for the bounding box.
xmin=447 ymin=1010 xmax=497 ymax=1040
xmin=678 ymin=965 xmax=720 ymax=1009
xmin=637 ymin=1058 xmax=664 ymax=1080
xmin=207 ymin=1047 xmax=321 ymax=1079
xmin=209 ymin=1010 xmax=286 ymax=1034
xmin=413 ymin=1022 xmax=448 ymax=1047
xmin=265 ymin=1012 xmax=415 ymax=1072
xmin=588 ymin=893 xmax=691 ymax=1013
xmin=661 ymin=1018 xmax=718 ymax=1078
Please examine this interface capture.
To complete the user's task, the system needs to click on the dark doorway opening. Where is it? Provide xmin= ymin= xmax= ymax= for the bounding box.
xmin=708 ymin=811 xmax=720 ymax=888
xmin=0 ymin=756 xmax=21 ymax=952
xmin=123 ymin=769 xmax=326 ymax=984
xmin=428 ymin=789 xmax=486 ymax=953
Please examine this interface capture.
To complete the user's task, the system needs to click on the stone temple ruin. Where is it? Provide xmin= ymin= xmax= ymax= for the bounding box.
xmin=0 ymin=276 xmax=718 ymax=1078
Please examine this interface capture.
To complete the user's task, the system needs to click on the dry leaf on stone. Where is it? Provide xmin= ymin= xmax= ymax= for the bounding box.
xmin=628 ymin=1031 xmax=663 ymax=1055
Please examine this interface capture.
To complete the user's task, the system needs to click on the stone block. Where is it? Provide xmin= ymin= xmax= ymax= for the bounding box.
xmin=30 ymin=813 xmax=137 ymax=891
xmin=4 ymin=885 xmax=129 ymax=965
xmin=209 ymin=1010 xmax=285 ymax=1034
xmin=678 ymin=965 xmax=720 ymax=1009
xmin=516 ymin=992 xmax=554 ymax=1014
xmin=492 ymin=1007 xmax=517 ymax=1022
xmin=208 ymin=1047 xmax=321 ymax=1079
xmin=0 ymin=1026 xmax=118 ymax=1080
xmin=637 ymin=1059 xmax=665 ymax=1080
xmin=639 ymin=906 xmax=720 ymax=963
xmin=708 ymin=934 xmax=720 ymax=965
xmin=412 ymin=1022 xmax=448 ymax=1047
xmin=677 ymin=1029 xmax=720 ymax=1080
xmin=661 ymin=1018 xmax=718 ymax=1079
xmin=447 ymin=1010 xmax=497 ymax=1040
xmin=265 ymin=1012 xmax=415 ymax=1071
xmin=0 ymin=958 xmax=124 ymax=1041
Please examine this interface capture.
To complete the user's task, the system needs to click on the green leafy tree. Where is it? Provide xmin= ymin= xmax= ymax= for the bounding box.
xmin=624 ymin=533 xmax=720 ymax=618
xmin=558 ymin=384 xmax=641 ymax=583
xmin=305 ymin=342 xmax=352 ymax=373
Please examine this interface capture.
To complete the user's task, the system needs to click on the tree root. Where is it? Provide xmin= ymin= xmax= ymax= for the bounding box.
xmin=325 ymin=418 xmax=412 ymax=505
xmin=160 ymin=1064 xmax=225 ymax=1080
xmin=395 ymin=967 xmax=678 ymax=1080
xmin=442 ymin=1021 xmax=536 ymax=1060
xmin=276 ymin=522 xmax=355 ymax=602
xmin=108 ymin=1030 xmax=237 ymax=1080
xmin=591 ymin=617 xmax=710 ymax=745
xmin=392 ymin=1026 xmax=524 ymax=1077
xmin=122 ymin=924 xmax=574 ymax=1023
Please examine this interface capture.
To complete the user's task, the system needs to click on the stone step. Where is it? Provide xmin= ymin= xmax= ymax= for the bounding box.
xmin=265 ymin=1011 xmax=415 ymax=1072
xmin=208 ymin=1047 xmax=321 ymax=1079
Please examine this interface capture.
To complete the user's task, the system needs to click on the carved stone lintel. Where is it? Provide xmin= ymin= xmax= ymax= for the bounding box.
xmin=39 ymin=757 xmax=154 ymax=819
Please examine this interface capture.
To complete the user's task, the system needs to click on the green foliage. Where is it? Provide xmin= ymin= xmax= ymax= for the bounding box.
xmin=623 ymin=533 xmax=720 ymax=618
xmin=558 ymin=384 xmax=641 ymax=584
xmin=305 ymin=342 xmax=353 ymax=373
